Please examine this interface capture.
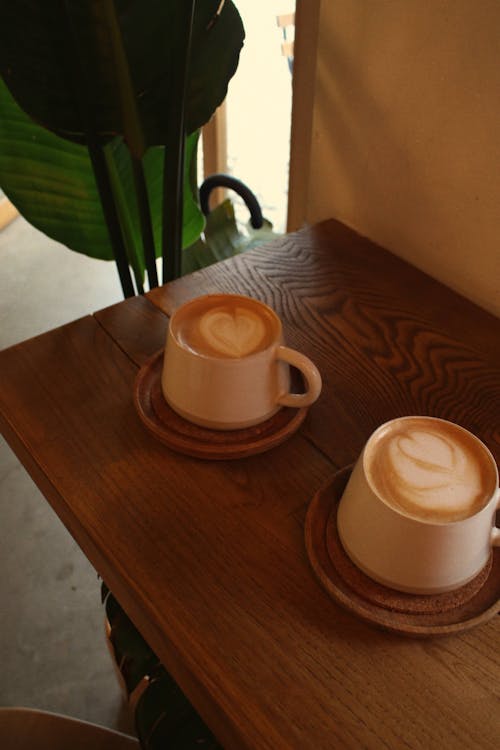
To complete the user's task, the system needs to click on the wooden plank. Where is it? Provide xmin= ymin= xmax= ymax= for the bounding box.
xmin=147 ymin=218 xmax=500 ymax=358
xmin=1 ymin=221 xmax=499 ymax=749
xmin=94 ymin=294 xmax=168 ymax=366
xmin=2 ymin=317 xmax=497 ymax=750
xmin=0 ymin=316 xmax=337 ymax=750
xmin=147 ymin=220 xmax=500 ymax=467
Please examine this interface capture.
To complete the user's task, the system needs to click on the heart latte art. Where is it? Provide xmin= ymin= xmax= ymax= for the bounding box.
xmin=365 ymin=418 xmax=495 ymax=522
xmin=198 ymin=308 xmax=266 ymax=357
xmin=173 ymin=296 xmax=277 ymax=359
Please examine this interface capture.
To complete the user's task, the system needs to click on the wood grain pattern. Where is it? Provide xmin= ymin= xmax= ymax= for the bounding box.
xmin=148 ymin=219 xmax=500 ymax=469
xmin=94 ymin=294 xmax=168 ymax=366
xmin=0 ymin=318 xmax=335 ymax=750
xmin=1 ymin=220 xmax=499 ymax=749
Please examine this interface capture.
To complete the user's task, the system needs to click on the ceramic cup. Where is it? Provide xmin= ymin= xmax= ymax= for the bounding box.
xmin=337 ymin=416 xmax=500 ymax=594
xmin=161 ymin=294 xmax=322 ymax=430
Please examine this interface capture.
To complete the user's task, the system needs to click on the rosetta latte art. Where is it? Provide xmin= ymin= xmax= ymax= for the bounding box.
xmin=386 ymin=428 xmax=482 ymax=518
xmin=198 ymin=306 xmax=267 ymax=358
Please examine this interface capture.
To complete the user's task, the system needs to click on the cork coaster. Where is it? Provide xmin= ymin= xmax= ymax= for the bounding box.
xmin=134 ymin=350 xmax=308 ymax=460
xmin=305 ymin=466 xmax=500 ymax=636
xmin=326 ymin=501 xmax=492 ymax=615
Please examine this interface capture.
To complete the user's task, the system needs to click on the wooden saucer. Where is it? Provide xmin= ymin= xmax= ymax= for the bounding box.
xmin=134 ymin=350 xmax=308 ymax=460
xmin=305 ymin=466 xmax=500 ymax=637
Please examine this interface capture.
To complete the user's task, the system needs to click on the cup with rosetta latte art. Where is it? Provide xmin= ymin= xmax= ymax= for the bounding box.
xmin=161 ymin=294 xmax=322 ymax=430
xmin=337 ymin=416 xmax=500 ymax=594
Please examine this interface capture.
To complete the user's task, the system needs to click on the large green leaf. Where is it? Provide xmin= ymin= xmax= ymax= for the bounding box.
xmin=0 ymin=78 xmax=204 ymax=267
xmin=0 ymin=0 xmax=244 ymax=147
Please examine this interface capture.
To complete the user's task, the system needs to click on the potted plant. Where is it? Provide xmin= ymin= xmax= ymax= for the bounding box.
xmin=0 ymin=0 xmax=273 ymax=298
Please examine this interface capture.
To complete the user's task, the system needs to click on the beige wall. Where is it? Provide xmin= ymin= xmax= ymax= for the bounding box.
xmin=289 ymin=0 xmax=500 ymax=317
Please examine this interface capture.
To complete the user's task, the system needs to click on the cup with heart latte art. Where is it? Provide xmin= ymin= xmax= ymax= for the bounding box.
xmin=337 ymin=416 xmax=500 ymax=594
xmin=161 ymin=294 xmax=322 ymax=430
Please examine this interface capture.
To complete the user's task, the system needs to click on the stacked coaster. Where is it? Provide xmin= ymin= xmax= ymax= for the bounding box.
xmin=305 ymin=466 xmax=500 ymax=636
xmin=134 ymin=350 xmax=308 ymax=460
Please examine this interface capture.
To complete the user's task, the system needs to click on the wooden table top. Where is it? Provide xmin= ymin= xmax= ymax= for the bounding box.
xmin=1 ymin=219 xmax=499 ymax=749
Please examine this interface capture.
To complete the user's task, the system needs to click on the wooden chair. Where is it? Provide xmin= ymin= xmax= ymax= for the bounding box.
xmin=0 ymin=707 xmax=139 ymax=750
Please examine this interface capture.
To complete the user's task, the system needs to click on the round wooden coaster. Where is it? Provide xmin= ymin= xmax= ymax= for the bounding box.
xmin=305 ymin=466 xmax=500 ymax=637
xmin=326 ymin=499 xmax=492 ymax=616
xmin=134 ymin=350 xmax=308 ymax=460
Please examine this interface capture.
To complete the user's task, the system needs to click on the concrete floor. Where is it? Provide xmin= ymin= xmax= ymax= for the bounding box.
xmin=0 ymin=0 xmax=292 ymax=735
xmin=0 ymin=218 xmax=134 ymax=733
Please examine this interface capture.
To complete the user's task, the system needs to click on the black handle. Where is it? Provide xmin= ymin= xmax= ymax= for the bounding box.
xmin=199 ymin=174 xmax=263 ymax=229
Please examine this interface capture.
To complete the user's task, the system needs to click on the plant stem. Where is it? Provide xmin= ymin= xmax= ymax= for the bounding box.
xmin=101 ymin=0 xmax=158 ymax=290
xmin=88 ymin=143 xmax=136 ymax=297
xmin=162 ymin=1 xmax=197 ymax=283
xmin=103 ymin=142 xmax=145 ymax=295
xmin=131 ymin=157 xmax=159 ymax=289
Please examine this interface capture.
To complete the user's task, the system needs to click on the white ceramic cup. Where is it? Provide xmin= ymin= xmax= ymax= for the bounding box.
xmin=337 ymin=416 xmax=500 ymax=594
xmin=161 ymin=294 xmax=322 ymax=430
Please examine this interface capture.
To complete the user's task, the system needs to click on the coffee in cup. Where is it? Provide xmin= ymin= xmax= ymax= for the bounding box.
xmin=161 ymin=294 xmax=322 ymax=430
xmin=337 ymin=417 xmax=500 ymax=594
xmin=364 ymin=416 xmax=496 ymax=523
xmin=172 ymin=295 xmax=277 ymax=359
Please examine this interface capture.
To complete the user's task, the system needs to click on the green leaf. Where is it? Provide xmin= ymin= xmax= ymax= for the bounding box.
xmin=186 ymin=1 xmax=245 ymax=136
xmin=144 ymin=136 xmax=204 ymax=258
xmin=0 ymin=1 xmax=244 ymax=146
xmin=0 ymin=78 xmax=204 ymax=269
xmin=0 ymin=78 xmax=110 ymax=260
xmin=182 ymin=199 xmax=280 ymax=274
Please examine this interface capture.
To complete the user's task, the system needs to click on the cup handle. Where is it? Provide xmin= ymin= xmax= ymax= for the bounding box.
xmin=275 ymin=345 xmax=322 ymax=408
xmin=491 ymin=488 xmax=500 ymax=547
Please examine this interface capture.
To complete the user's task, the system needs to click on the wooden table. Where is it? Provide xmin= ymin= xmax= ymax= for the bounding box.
xmin=1 ymin=220 xmax=499 ymax=749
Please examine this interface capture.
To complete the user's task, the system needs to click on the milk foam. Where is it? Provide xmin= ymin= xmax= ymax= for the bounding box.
xmin=387 ymin=429 xmax=481 ymax=517
xmin=366 ymin=418 xmax=494 ymax=522
xmin=198 ymin=306 xmax=267 ymax=357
